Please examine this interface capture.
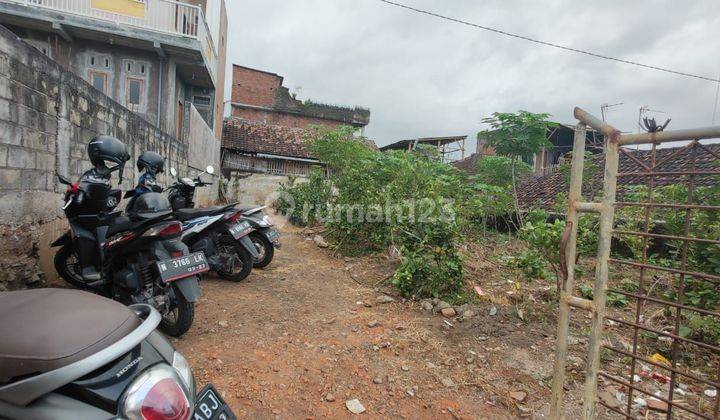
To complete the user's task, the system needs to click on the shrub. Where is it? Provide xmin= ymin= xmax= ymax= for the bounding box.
xmin=473 ymin=156 xmax=531 ymax=190
xmin=276 ymin=126 xmax=507 ymax=301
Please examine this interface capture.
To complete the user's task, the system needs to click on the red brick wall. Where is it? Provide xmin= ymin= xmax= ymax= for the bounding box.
xmin=231 ymin=65 xmax=282 ymax=108
xmin=231 ymin=107 xmax=345 ymax=129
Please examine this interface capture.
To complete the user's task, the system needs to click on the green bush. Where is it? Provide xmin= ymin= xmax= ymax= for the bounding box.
xmin=275 ymin=126 xmax=509 ymax=301
xmin=473 ymin=156 xmax=531 ymax=190
xmin=504 ymin=251 xmax=550 ymax=281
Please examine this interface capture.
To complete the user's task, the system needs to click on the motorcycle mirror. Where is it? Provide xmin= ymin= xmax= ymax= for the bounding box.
xmin=170 ymin=167 xmax=177 ymax=177
xmin=206 ymin=165 xmax=215 ymax=175
xmin=56 ymin=172 xmax=72 ymax=186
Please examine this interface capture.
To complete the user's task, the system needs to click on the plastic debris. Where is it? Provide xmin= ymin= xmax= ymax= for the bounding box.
xmin=474 ymin=285 xmax=486 ymax=297
xmin=704 ymin=389 xmax=718 ymax=398
xmin=649 ymin=353 xmax=670 ymax=366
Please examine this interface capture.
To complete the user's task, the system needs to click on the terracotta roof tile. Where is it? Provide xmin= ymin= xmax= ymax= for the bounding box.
xmin=222 ymin=118 xmax=379 ymax=159
xmin=518 ymin=143 xmax=720 ymax=210
xmin=222 ymin=118 xmax=311 ymax=159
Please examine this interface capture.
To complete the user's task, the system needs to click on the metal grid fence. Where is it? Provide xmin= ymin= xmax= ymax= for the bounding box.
xmin=551 ymin=108 xmax=720 ymax=419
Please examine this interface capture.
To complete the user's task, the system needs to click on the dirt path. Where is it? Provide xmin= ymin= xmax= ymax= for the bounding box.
xmin=175 ymin=226 xmax=568 ymax=419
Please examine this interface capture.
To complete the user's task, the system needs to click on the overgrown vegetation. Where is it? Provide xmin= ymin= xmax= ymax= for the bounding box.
xmin=275 ymin=119 xmax=720 ymax=337
xmin=277 ymin=125 xmax=511 ymax=302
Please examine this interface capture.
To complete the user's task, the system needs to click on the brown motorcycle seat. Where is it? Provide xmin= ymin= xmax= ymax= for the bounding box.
xmin=0 ymin=288 xmax=140 ymax=383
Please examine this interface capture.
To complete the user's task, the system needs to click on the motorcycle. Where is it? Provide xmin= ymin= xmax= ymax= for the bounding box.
xmin=51 ymin=137 xmax=203 ymax=337
xmin=0 ymin=288 xmax=235 ymax=419
xmin=235 ymin=205 xmax=280 ymax=268
xmin=168 ymin=166 xmax=281 ymax=268
xmin=134 ymin=161 xmax=256 ymax=282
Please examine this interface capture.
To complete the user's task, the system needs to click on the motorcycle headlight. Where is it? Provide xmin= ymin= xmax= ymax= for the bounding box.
xmin=172 ymin=351 xmax=196 ymax=397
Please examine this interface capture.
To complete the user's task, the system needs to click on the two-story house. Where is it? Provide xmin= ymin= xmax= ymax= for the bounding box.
xmin=0 ymin=0 xmax=227 ymax=140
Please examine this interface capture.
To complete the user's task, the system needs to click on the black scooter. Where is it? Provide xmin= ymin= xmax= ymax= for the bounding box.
xmin=133 ymin=164 xmax=256 ymax=282
xmin=167 ymin=166 xmax=281 ymax=268
xmin=51 ymin=168 xmax=204 ymax=337
xmin=0 ymin=288 xmax=235 ymax=419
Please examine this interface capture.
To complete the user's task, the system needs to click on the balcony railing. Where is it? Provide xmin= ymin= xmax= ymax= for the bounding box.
xmin=4 ymin=0 xmax=216 ymax=78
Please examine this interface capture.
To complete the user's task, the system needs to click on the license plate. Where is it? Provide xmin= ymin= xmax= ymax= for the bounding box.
xmin=266 ymin=229 xmax=280 ymax=244
xmin=156 ymin=252 xmax=209 ymax=283
xmin=193 ymin=384 xmax=236 ymax=420
xmin=228 ymin=220 xmax=253 ymax=239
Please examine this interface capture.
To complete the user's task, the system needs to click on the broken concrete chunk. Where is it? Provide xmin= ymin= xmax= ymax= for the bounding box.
xmin=345 ymin=398 xmax=365 ymax=414
xmin=440 ymin=307 xmax=456 ymax=318
xmin=313 ymin=235 xmax=329 ymax=248
xmin=376 ymin=294 xmax=395 ymax=304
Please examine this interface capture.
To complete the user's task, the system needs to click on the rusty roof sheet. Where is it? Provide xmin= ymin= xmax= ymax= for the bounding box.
xmin=518 ymin=142 xmax=720 ymax=210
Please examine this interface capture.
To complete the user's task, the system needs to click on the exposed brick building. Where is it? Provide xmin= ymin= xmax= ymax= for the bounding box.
xmin=230 ymin=65 xmax=370 ymax=131
xmin=221 ymin=64 xmax=371 ymax=204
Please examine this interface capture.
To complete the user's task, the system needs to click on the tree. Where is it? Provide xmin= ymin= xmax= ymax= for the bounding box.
xmin=478 ymin=111 xmax=555 ymax=223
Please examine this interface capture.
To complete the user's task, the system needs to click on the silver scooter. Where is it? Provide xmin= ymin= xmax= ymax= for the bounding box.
xmin=0 ymin=288 xmax=235 ymax=420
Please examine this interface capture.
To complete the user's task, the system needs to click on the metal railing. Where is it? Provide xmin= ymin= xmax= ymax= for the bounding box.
xmin=550 ymin=107 xmax=720 ymax=419
xmin=4 ymin=0 xmax=216 ymax=75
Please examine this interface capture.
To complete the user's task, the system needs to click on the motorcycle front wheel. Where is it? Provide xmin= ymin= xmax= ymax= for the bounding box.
xmin=53 ymin=245 xmax=89 ymax=289
xmin=216 ymin=235 xmax=253 ymax=282
xmin=250 ymin=232 xmax=274 ymax=269
xmin=159 ymin=284 xmax=195 ymax=337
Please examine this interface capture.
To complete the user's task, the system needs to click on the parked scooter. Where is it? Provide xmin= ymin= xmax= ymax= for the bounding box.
xmin=235 ymin=205 xmax=281 ymax=268
xmin=51 ymin=137 xmax=204 ymax=337
xmin=167 ymin=166 xmax=281 ymax=268
xmin=0 ymin=288 xmax=235 ymax=420
xmin=132 ymin=157 xmax=256 ymax=282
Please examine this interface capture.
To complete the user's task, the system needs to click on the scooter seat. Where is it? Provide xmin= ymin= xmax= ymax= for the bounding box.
xmin=174 ymin=206 xmax=225 ymax=221
xmin=237 ymin=204 xmax=264 ymax=215
xmin=0 ymin=288 xmax=141 ymax=383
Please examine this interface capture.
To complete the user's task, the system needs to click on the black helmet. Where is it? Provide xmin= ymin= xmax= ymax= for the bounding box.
xmin=131 ymin=192 xmax=172 ymax=219
xmin=87 ymin=135 xmax=130 ymax=179
xmin=137 ymin=151 xmax=165 ymax=175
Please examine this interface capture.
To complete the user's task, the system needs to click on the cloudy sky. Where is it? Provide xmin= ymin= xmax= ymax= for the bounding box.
xmin=224 ymin=0 xmax=720 ymax=150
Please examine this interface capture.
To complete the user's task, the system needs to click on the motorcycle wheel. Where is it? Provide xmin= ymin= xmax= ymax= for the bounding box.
xmin=216 ymin=235 xmax=253 ymax=282
xmin=54 ymin=245 xmax=89 ymax=289
xmin=159 ymin=284 xmax=195 ymax=337
xmin=250 ymin=231 xmax=274 ymax=269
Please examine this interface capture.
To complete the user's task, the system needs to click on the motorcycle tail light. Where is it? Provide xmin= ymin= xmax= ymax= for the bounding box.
xmin=140 ymin=378 xmax=189 ymax=420
xmin=104 ymin=231 xmax=136 ymax=249
xmin=171 ymin=251 xmax=184 ymax=258
xmin=226 ymin=210 xmax=241 ymax=224
xmin=121 ymin=364 xmax=193 ymax=420
xmin=142 ymin=221 xmax=183 ymax=238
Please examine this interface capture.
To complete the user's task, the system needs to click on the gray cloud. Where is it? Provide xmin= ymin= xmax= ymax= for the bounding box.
xmin=225 ymin=0 xmax=720 ymax=149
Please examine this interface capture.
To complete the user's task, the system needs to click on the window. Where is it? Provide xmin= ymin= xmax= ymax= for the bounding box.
xmin=89 ymin=70 xmax=108 ymax=94
xmin=192 ymin=95 xmax=211 ymax=106
xmin=126 ymin=78 xmax=143 ymax=106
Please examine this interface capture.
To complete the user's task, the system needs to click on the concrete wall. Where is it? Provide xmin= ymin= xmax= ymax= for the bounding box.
xmin=187 ymin=103 xmax=220 ymax=206
xmin=211 ymin=0 xmax=227 ymax=141
xmin=0 ymin=25 xmax=219 ymax=289
xmin=227 ymin=172 xmax=300 ymax=206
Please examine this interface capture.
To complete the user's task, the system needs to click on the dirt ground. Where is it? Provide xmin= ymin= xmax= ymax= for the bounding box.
xmin=174 ymin=225 xmax=585 ymax=419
